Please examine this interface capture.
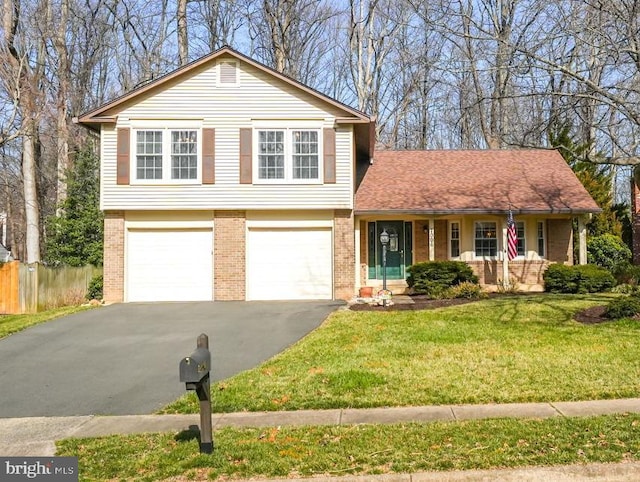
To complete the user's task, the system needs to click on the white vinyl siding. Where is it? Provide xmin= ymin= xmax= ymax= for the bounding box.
xmin=100 ymin=56 xmax=354 ymax=210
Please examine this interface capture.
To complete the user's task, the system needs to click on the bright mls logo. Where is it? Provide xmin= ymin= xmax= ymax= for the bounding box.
xmin=1 ymin=457 xmax=78 ymax=481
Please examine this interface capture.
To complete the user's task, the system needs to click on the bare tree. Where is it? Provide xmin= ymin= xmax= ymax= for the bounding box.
xmin=248 ymin=0 xmax=337 ymax=85
xmin=1 ymin=0 xmax=48 ymax=263
xmin=177 ymin=0 xmax=189 ymax=64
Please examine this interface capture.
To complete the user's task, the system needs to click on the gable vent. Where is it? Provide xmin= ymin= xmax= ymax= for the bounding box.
xmin=219 ymin=61 xmax=238 ymax=85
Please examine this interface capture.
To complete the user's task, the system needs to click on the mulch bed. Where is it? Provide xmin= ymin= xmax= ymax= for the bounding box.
xmin=350 ymin=294 xmax=621 ymax=325
xmin=349 ymin=296 xmax=479 ymax=312
xmin=573 ymin=305 xmax=610 ymax=324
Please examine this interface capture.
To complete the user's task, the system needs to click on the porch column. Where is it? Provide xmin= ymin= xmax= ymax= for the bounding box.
xmin=578 ymin=216 xmax=588 ymax=265
xmin=428 ymin=218 xmax=435 ymax=261
xmin=502 ymin=220 xmax=510 ymax=287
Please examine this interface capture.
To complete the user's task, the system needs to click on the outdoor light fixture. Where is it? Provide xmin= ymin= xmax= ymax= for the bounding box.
xmin=379 ymin=229 xmax=390 ymax=307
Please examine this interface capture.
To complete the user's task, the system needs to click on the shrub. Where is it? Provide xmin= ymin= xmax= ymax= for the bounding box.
xmin=611 ymin=283 xmax=640 ymax=295
xmin=444 ymin=281 xmax=486 ymax=299
xmin=407 ymin=261 xmax=478 ymax=298
xmin=86 ymin=274 xmax=103 ymax=300
xmin=543 ymin=264 xmax=615 ymax=294
xmin=612 ymin=262 xmax=640 ymax=286
xmin=604 ymin=296 xmax=640 ymax=319
xmin=587 ymin=234 xmax=631 ymax=272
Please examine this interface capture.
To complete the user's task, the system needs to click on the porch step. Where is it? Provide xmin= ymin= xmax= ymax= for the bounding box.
xmin=365 ymin=281 xmax=409 ymax=295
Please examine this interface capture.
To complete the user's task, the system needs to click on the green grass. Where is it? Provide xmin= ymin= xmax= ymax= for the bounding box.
xmin=56 ymin=414 xmax=640 ymax=481
xmin=0 ymin=305 xmax=93 ymax=338
xmin=163 ymin=294 xmax=640 ymax=413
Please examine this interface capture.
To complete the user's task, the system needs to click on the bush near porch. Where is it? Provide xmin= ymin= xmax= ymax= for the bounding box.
xmin=406 ymin=261 xmax=479 ymax=298
xmin=543 ymin=264 xmax=615 ymax=293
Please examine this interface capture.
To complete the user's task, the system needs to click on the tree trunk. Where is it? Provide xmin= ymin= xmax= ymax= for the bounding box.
xmin=177 ymin=0 xmax=189 ymax=65
xmin=22 ymin=121 xmax=40 ymax=263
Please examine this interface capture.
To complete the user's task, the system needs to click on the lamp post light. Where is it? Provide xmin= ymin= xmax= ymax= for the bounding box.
xmin=379 ymin=229 xmax=390 ymax=307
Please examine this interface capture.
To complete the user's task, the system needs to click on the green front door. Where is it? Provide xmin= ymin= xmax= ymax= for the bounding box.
xmin=368 ymin=221 xmax=413 ymax=280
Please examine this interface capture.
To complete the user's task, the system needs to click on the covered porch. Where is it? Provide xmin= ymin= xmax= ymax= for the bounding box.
xmin=355 ymin=214 xmax=590 ymax=293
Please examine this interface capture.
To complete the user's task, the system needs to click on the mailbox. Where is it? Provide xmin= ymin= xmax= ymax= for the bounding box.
xmin=180 ymin=333 xmax=213 ymax=454
xmin=179 ymin=347 xmax=211 ymax=389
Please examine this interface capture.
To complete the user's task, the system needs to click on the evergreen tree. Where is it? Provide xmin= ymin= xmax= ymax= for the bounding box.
xmin=45 ymin=146 xmax=103 ymax=266
xmin=549 ymin=126 xmax=622 ymax=237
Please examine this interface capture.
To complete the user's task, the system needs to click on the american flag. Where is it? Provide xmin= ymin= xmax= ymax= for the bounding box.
xmin=507 ymin=210 xmax=518 ymax=261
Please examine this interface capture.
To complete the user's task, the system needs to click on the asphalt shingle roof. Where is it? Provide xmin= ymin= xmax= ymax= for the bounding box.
xmin=355 ymin=149 xmax=601 ymax=214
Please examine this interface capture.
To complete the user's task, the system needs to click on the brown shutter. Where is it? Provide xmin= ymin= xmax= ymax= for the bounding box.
xmin=117 ymin=128 xmax=130 ymax=185
xmin=239 ymin=128 xmax=252 ymax=184
xmin=323 ymin=127 xmax=336 ymax=184
xmin=202 ymin=128 xmax=215 ymax=184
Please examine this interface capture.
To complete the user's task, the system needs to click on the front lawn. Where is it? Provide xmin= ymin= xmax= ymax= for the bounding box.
xmin=0 ymin=305 xmax=93 ymax=339
xmin=57 ymin=414 xmax=640 ymax=481
xmin=163 ymin=294 xmax=640 ymax=413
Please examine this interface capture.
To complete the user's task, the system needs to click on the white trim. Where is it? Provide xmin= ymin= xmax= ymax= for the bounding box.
xmin=515 ymin=220 xmax=526 ymax=258
xmin=537 ymin=220 xmax=547 ymax=259
xmin=130 ymin=126 xmax=203 ymax=185
xmin=473 ymin=220 xmax=499 ymax=260
xmin=252 ymin=124 xmax=324 ymax=185
xmin=448 ymin=219 xmax=461 ymax=259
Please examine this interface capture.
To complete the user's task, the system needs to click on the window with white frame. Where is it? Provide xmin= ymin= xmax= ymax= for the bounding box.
xmin=537 ymin=221 xmax=546 ymax=257
xmin=474 ymin=221 xmax=497 ymax=257
xmin=256 ymin=128 xmax=320 ymax=182
xmin=134 ymin=128 xmax=199 ymax=182
xmin=516 ymin=221 xmax=525 ymax=257
xmin=450 ymin=221 xmax=460 ymax=258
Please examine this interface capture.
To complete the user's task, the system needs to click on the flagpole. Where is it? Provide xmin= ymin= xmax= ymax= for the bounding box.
xmin=503 ymin=219 xmax=510 ymax=289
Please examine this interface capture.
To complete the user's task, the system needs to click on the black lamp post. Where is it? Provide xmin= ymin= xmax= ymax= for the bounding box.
xmin=380 ymin=229 xmax=390 ymax=307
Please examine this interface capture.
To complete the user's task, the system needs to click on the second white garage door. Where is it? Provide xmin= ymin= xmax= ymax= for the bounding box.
xmin=127 ymin=229 xmax=213 ymax=302
xmin=247 ymin=228 xmax=332 ymax=300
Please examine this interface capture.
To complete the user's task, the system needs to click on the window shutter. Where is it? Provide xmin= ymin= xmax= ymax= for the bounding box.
xmin=202 ymin=128 xmax=215 ymax=184
xmin=323 ymin=128 xmax=336 ymax=184
xmin=239 ymin=128 xmax=252 ymax=184
xmin=117 ymin=128 xmax=130 ymax=185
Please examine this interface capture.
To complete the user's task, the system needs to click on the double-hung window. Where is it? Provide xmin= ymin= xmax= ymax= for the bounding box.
xmin=134 ymin=126 xmax=200 ymax=182
xmin=475 ymin=221 xmax=498 ymax=257
xmin=449 ymin=221 xmax=460 ymax=258
xmin=515 ymin=221 xmax=526 ymax=257
xmin=537 ymin=221 xmax=546 ymax=257
xmin=255 ymin=127 xmax=321 ymax=183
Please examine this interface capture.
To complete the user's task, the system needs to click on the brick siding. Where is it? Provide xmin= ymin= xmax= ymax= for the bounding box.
xmin=359 ymin=220 xmax=367 ymax=286
xmin=334 ymin=210 xmax=355 ymax=300
xmin=214 ymin=210 xmax=246 ymax=300
xmin=434 ymin=220 xmax=448 ymax=260
xmin=467 ymin=260 xmax=550 ymax=287
xmin=547 ymin=219 xmax=573 ymax=265
xmin=103 ymin=211 xmax=124 ymax=303
xmin=415 ymin=221 xmax=429 ymax=262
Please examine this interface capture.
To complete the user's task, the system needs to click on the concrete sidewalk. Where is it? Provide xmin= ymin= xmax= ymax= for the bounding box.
xmin=1 ymin=398 xmax=639 ymax=479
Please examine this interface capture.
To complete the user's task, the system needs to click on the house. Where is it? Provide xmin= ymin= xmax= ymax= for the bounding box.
xmin=76 ymin=47 xmax=600 ymax=303
xmin=355 ymin=150 xmax=600 ymax=292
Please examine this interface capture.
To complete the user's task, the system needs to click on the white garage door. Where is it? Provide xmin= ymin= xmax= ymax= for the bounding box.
xmin=247 ymin=228 xmax=332 ymax=300
xmin=127 ymin=229 xmax=213 ymax=302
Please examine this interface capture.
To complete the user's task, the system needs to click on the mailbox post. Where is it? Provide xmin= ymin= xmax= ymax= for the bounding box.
xmin=179 ymin=333 xmax=213 ymax=454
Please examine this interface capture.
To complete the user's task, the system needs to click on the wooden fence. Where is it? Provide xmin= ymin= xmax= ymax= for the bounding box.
xmin=0 ymin=262 xmax=102 ymax=314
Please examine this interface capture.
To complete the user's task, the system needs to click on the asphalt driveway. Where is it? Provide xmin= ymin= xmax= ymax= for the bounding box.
xmin=0 ymin=301 xmax=341 ymax=417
